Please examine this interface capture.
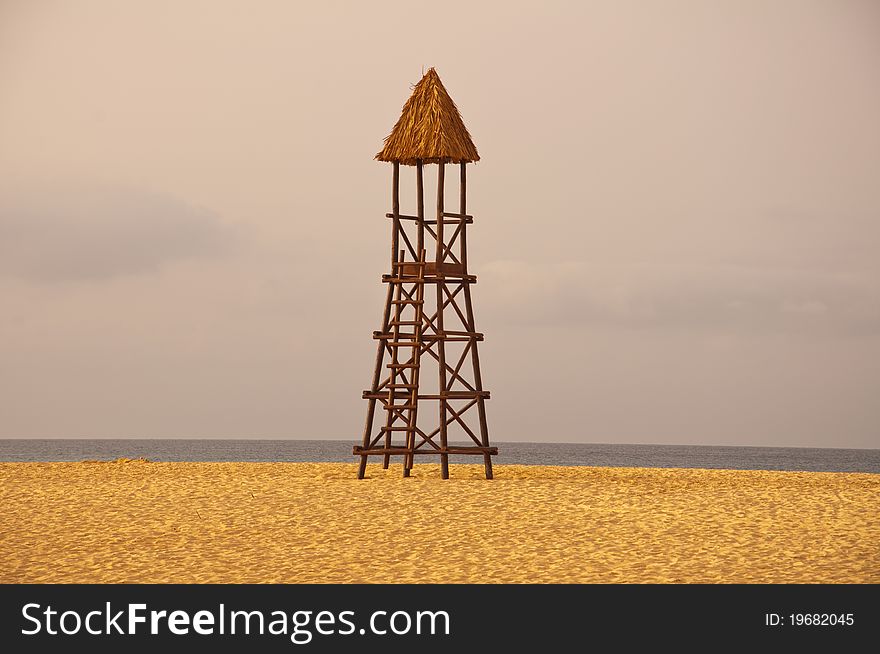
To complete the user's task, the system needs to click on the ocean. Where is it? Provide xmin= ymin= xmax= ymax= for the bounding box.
xmin=0 ymin=439 xmax=877 ymax=473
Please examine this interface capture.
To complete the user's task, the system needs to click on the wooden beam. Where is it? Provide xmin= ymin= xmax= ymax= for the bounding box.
xmin=442 ymin=284 xmax=471 ymax=329
xmin=436 ymin=161 xmax=449 ymax=479
xmin=358 ymin=281 xmax=394 ymax=479
xmin=396 ymin=224 xmax=418 ymax=262
xmin=387 ymin=213 xmax=472 ymax=225
xmin=353 ymin=446 xmax=498 ymax=456
xmin=463 ymin=278 xmax=494 ymax=480
xmin=363 ymin=391 xmax=490 ymax=400
xmin=382 ymin=275 xmax=478 ymax=285
xmin=446 ymin=341 xmax=472 ymax=392
xmin=460 ymin=162 xmax=468 ymax=273
xmin=391 ymin=162 xmax=400 ymax=268
xmin=416 ymin=160 xmax=424 ymax=256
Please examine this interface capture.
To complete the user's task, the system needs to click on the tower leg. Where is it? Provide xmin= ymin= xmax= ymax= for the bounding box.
xmin=383 ymin=163 xmax=403 ymax=471
xmin=358 ymin=282 xmax=394 ymax=479
xmin=459 ymin=162 xmax=492 ymax=480
xmin=436 ymin=162 xmax=450 ymax=479
xmin=405 ymin=163 xmax=424 ymax=480
xmin=463 ymin=283 xmax=493 ymax=480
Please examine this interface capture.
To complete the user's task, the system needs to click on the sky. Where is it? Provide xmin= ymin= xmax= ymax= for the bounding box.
xmin=1 ymin=0 xmax=878 ymax=448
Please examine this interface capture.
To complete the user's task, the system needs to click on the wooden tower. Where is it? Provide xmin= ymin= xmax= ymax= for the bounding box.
xmin=354 ymin=68 xmax=497 ymax=479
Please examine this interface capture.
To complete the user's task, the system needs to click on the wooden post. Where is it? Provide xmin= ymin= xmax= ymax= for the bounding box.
xmin=416 ymin=160 xmax=424 ymax=256
xmin=382 ymin=253 xmax=404 ymax=469
xmin=382 ymin=164 xmax=401 ymax=469
xmin=460 ymin=162 xmax=467 ymax=273
xmin=436 ymin=160 xmax=449 ymax=479
xmin=461 ymin=161 xmax=492 ymax=479
xmin=359 ymin=282 xmax=393 ymax=479
xmin=391 ymin=162 xmax=400 ymax=268
xmin=464 ymin=289 xmax=492 ymax=479
xmin=403 ymin=247 xmax=425 ymax=477
xmin=406 ymin=163 xmax=425 ymax=478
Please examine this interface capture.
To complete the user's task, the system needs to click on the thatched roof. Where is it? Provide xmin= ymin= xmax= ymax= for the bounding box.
xmin=376 ymin=68 xmax=480 ymax=166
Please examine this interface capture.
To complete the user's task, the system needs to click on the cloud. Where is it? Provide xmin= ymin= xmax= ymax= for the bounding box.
xmin=479 ymin=260 xmax=880 ymax=336
xmin=0 ymin=184 xmax=239 ymax=282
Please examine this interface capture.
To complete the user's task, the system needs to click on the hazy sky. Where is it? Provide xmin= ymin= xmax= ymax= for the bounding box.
xmin=1 ymin=1 xmax=878 ymax=448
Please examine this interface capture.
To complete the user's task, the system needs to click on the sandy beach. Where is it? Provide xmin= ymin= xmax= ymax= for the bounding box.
xmin=0 ymin=461 xmax=877 ymax=583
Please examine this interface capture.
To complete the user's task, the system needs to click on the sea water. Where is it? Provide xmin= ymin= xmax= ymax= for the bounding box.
xmin=0 ymin=439 xmax=877 ymax=473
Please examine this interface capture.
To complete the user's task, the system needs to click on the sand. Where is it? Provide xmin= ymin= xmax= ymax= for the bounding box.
xmin=0 ymin=461 xmax=877 ymax=583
